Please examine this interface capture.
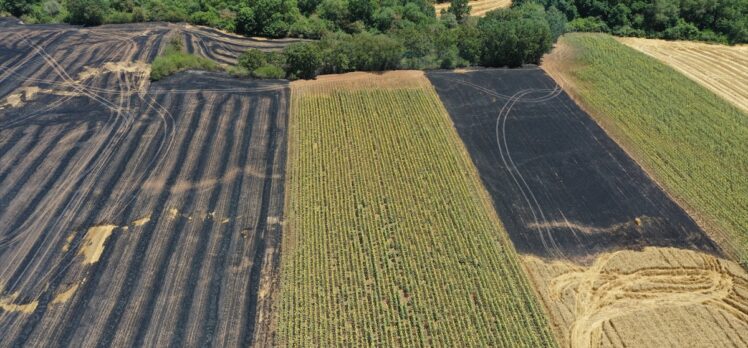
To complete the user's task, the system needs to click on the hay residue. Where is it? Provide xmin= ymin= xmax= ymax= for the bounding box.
xmin=131 ymin=215 xmax=151 ymax=226
xmin=167 ymin=208 xmax=180 ymax=219
xmin=51 ymin=283 xmax=80 ymax=305
xmin=523 ymin=247 xmax=748 ymax=348
xmin=0 ymin=292 xmax=38 ymax=314
xmin=78 ymin=224 xmax=119 ymax=264
xmin=527 ymin=216 xmax=652 ymax=235
xmin=291 ymin=70 xmax=431 ymax=95
xmin=0 ymin=61 xmax=151 ymax=110
xmin=0 ymin=86 xmax=41 ymax=110
xmin=62 ymin=233 xmax=75 ymax=252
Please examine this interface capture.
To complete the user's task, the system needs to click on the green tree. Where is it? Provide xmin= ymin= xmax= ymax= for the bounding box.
xmin=448 ymin=0 xmax=470 ymax=22
xmin=3 ymin=0 xmax=38 ymax=17
xmin=317 ymin=0 xmax=348 ymax=27
xmin=479 ymin=3 xmax=552 ymax=67
xmin=238 ymin=48 xmax=267 ymax=71
xmin=456 ymin=20 xmax=482 ymax=63
xmin=284 ymin=42 xmax=322 ymax=79
xmin=67 ymin=0 xmax=108 ymax=25
xmin=545 ymin=5 xmax=566 ymax=40
xmin=235 ymin=6 xmax=256 ymax=34
xmin=348 ymin=0 xmax=375 ymax=23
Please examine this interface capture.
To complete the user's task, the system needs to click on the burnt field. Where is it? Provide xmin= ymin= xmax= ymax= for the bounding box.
xmin=427 ymin=69 xmax=748 ymax=347
xmin=0 ymin=21 xmax=289 ymax=346
xmin=427 ymin=68 xmax=721 ymax=261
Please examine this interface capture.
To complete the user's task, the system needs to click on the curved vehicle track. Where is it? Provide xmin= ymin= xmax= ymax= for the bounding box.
xmin=0 ymin=20 xmax=291 ymax=346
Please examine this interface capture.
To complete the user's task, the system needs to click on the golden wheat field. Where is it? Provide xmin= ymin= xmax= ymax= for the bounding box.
xmin=619 ymin=37 xmax=748 ymax=113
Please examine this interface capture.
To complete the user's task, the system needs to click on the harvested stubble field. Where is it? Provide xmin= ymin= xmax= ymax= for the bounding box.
xmin=435 ymin=0 xmax=511 ymax=16
xmin=0 ymin=20 xmax=295 ymax=346
xmin=543 ymin=34 xmax=748 ymax=266
xmin=427 ymin=67 xmax=748 ymax=347
xmin=279 ymin=71 xmax=556 ymax=346
xmin=618 ymin=37 xmax=748 ymax=114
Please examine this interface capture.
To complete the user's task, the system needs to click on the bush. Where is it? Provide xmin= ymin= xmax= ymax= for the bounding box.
xmin=226 ymin=65 xmax=251 ymax=78
xmin=662 ymin=18 xmax=699 ymax=40
xmin=151 ymin=53 xmax=220 ymax=80
xmin=150 ymin=37 xmax=221 ymax=80
xmin=235 ymin=6 xmax=255 ymax=34
xmin=238 ymin=48 xmax=267 ymax=71
xmin=3 ymin=0 xmax=36 ymax=17
xmin=191 ymin=10 xmax=222 ymax=28
xmin=105 ymin=11 xmax=134 ymax=24
xmin=288 ymin=15 xmax=332 ymax=39
xmin=346 ymin=32 xmax=402 ymax=70
xmin=479 ymin=3 xmax=553 ymax=67
xmin=447 ymin=0 xmax=470 ymax=23
xmin=67 ymin=0 xmax=108 ymax=25
xmin=253 ymin=64 xmax=286 ymax=79
xmin=146 ymin=0 xmax=189 ymax=22
xmin=567 ymin=16 xmax=610 ymax=32
xmin=284 ymin=42 xmax=322 ymax=79
xmin=456 ymin=21 xmax=482 ymax=64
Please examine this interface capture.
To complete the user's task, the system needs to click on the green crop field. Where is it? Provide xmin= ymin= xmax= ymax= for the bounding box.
xmin=544 ymin=33 xmax=748 ymax=265
xmin=276 ymin=72 xmax=557 ymax=346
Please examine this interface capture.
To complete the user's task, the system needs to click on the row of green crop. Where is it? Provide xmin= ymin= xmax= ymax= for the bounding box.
xmin=551 ymin=33 xmax=748 ymax=265
xmin=277 ymin=82 xmax=557 ymax=346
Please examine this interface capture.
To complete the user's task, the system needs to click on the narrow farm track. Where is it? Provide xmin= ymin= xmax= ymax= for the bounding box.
xmin=619 ymin=37 xmax=748 ymax=114
xmin=428 ymin=68 xmax=748 ymax=347
xmin=280 ymin=71 xmax=557 ymax=346
xmin=0 ymin=20 xmax=291 ymax=346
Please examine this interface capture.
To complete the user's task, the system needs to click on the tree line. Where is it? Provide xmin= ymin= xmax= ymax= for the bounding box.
xmin=1 ymin=0 xmax=565 ymax=76
xmin=227 ymin=2 xmax=563 ymax=79
xmin=2 ymin=0 xmax=744 ymax=80
xmin=512 ymin=0 xmax=747 ymax=44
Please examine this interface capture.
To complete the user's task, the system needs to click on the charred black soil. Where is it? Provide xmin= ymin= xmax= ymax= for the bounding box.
xmin=0 ymin=20 xmax=288 ymax=346
xmin=427 ymin=68 xmax=721 ymax=261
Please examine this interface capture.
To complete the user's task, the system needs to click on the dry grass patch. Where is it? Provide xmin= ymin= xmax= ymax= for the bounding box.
xmin=435 ymin=0 xmax=511 ymax=16
xmin=523 ymin=247 xmax=748 ymax=348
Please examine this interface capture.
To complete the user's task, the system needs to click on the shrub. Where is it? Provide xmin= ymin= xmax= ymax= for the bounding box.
xmin=567 ymin=16 xmax=610 ymax=33
xmin=105 ymin=11 xmax=134 ymax=24
xmin=238 ymin=48 xmax=267 ymax=71
xmin=661 ymin=18 xmax=699 ymax=40
xmin=67 ymin=0 xmax=108 ymax=25
xmin=150 ymin=37 xmax=221 ymax=80
xmin=447 ymin=0 xmax=470 ymax=23
xmin=253 ymin=64 xmax=286 ymax=79
xmin=479 ymin=3 xmax=553 ymax=67
xmin=288 ymin=14 xmax=332 ymax=39
xmin=284 ymin=42 xmax=322 ymax=79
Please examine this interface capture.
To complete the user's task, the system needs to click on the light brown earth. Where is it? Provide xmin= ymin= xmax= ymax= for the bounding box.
xmin=292 ymin=70 xmax=432 ymax=92
xmin=618 ymin=37 xmax=748 ymax=114
xmin=523 ymin=247 xmax=748 ymax=348
xmin=434 ymin=0 xmax=511 ymax=17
